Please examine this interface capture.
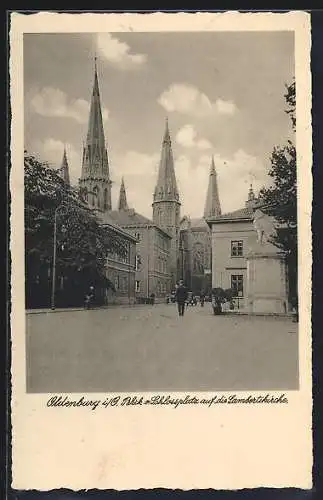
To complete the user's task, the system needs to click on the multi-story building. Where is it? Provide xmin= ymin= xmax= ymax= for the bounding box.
xmin=59 ymin=56 xmax=289 ymax=313
xmin=107 ymin=179 xmax=172 ymax=301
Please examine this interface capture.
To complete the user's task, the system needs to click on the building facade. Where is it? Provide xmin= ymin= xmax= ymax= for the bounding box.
xmin=206 ymin=186 xmax=289 ymax=313
xmin=106 ymin=205 xmax=172 ymax=301
xmin=152 ymin=119 xmax=181 ymax=290
xmin=56 ymin=57 xmax=289 ymax=313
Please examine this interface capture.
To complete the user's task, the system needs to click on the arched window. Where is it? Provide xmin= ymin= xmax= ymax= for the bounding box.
xmin=103 ymin=188 xmax=108 ymax=210
xmin=83 ymin=187 xmax=88 ymax=202
xmin=92 ymin=186 xmax=98 ymax=207
xmin=193 ymin=242 xmax=205 ymax=274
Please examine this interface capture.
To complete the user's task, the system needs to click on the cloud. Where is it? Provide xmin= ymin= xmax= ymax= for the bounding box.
xmin=96 ymin=33 xmax=147 ymax=70
xmin=176 ymin=124 xmax=213 ymax=150
xmin=158 ymin=83 xmax=237 ymax=118
xmin=30 ymin=87 xmax=109 ymax=124
xmin=30 ymin=138 xmax=82 ymax=185
xmin=215 ymin=99 xmax=236 ymax=115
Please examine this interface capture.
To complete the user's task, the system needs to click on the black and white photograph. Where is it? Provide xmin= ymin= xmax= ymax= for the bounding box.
xmin=24 ymin=28 xmax=299 ymax=393
xmin=10 ymin=11 xmax=312 ymax=491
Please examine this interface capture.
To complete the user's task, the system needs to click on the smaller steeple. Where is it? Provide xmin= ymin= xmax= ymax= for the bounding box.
xmin=204 ymin=155 xmax=221 ymax=218
xmin=60 ymin=146 xmax=70 ymax=185
xmin=118 ymin=177 xmax=129 ymax=211
xmin=248 ymin=183 xmax=255 ymax=201
xmin=245 ymin=183 xmax=257 ymax=209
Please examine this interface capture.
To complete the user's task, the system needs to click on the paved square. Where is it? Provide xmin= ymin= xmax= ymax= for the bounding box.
xmin=26 ymin=304 xmax=299 ymax=393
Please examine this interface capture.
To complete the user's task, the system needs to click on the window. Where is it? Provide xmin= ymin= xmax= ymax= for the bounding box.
xmin=92 ymin=186 xmax=98 ymax=207
xmin=135 ymin=232 xmax=141 ymax=241
xmin=135 ymin=280 xmax=140 ymax=292
xmin=231 ymin=275 xmax=244 ymax=297
xmin=114 ymin=276 xmax=119 ymax=290
xmin=135 ymin=254 xmax=141 ymax=271
xmin=231 ymin=240 xmax=243 ymax=257
xmin=103 ymin=188 xmax=108 ymax=210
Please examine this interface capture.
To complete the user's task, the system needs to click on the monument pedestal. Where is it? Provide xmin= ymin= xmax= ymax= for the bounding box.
xmin=246 ymin=242 xmax=288 ymax=315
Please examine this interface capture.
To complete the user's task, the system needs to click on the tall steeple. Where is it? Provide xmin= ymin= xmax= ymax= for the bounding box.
xmin=204 ymin=155 xmax=221 ymax=218
xmin=153 ymin=117 xmax=180 ymax=203
xmin=60 ymin=146 xmax=70 ymax=186
xmin=79 ymin=57 xmax=112 ymax=212
xmin=152 ymin=118 xmax=181 ymax=288
xmin=118 ymin=177 xmax=129 ymax=211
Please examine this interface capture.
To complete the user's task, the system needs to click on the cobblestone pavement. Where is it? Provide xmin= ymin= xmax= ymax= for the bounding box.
xmin=26 ymin=303 xmax=299 ymax=393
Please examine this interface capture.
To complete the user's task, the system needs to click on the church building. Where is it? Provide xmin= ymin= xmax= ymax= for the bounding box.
xmin=58 ymin=57 xmax=289 ymax=313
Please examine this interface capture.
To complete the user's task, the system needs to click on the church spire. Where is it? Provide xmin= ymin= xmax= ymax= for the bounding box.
xmin=152 ymin=118 xmax=181 ymax=290
xmin=118 ymin=177 xmax=129 ymax=211
xmin=60 ymin=146 xmax=70 ymax=185
xmin=204 ymin=155 xmax=221 ymax=218
xmin=79 ymin=57 xmax=112 ymax=212
xmin=245 ymin=183 xmax=257 ymax=209
xmin=153 ymin=117 xmax=180 ymax=203
xmin=85 ymin=57 xmax=106 ymax=151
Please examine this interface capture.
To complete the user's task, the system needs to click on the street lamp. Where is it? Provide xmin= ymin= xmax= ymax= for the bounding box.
xmin=51 ymin=204 xmax=67 ymax=310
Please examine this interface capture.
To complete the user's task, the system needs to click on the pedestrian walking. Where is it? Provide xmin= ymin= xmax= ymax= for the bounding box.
xmin=175 ymin=279 xmax=188 ymax=317
xmin=200 ymin=292 xmax=205 ymax=307
xmin=84 ymin=285 xmax=95 ymax=309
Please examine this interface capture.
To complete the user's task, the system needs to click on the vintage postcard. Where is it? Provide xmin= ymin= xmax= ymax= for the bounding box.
xmin=10 ymin=11 xmax=312 ymax=490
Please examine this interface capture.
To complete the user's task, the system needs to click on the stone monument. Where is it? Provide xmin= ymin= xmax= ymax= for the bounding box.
xmin=246 ymin=209 xmax=289 ymax=314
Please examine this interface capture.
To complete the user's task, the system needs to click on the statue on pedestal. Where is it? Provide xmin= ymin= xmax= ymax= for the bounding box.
xmin=252 ymin=209 xmax=277 ymax=246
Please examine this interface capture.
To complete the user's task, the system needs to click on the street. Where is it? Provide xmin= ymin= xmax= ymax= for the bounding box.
xmin=26 ymin=304 xmax=299 ymax=393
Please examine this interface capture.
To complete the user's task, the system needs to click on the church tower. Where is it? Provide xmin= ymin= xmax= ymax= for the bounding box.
xmin=79 ymin=58 xmax=112 ymax=211
xmin=118 ymin=177 xmax=129 ymax=211
xmin=204 ymin=155 xmax=221 ymax=218
xmin=152 ymin=118 xmax=181 ymax=288
xmin=60 ymin=146 xmax=70 ymax=186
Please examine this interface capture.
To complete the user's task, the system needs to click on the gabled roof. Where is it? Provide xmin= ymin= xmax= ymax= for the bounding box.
xmin=206 ymin=206 xmax=254 ymax=225
xmin=190 ymin=217 xmax=209 ymax=229
xmin=102 ymin=209 xmax=172 ymax=238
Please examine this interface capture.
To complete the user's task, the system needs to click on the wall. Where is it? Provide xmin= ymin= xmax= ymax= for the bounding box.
xmin=211 ymin=220 xmax=257 ymax=309
xmin=148 ymin=227 xmax=171 ymax=297
xmin=106 ymin=239 xmax=136 ymax=305
xmin=191 ymin=228 xmax=212 ymax=294
xmin=119 ymin=225 xmax=171 ymax=299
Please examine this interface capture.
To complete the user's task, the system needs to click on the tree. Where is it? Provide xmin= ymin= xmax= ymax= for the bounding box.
xmin=259 ymin=80 xmax=297 ymax=305
xmin=25 ymin=152 xmax=126 ymax=308
xmin=211 ymin=287 xmax=235 ymax=314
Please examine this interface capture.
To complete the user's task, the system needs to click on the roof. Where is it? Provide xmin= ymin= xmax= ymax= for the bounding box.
xmin=102 ymin=209 xmax=172 ymax=238
xmin=206 ymin=206 xmax=254 ymax=225
xmin=190 ymin=217 xmax=209 ymax=230
xmin=97 ymin=212 xmax=138 ymax=242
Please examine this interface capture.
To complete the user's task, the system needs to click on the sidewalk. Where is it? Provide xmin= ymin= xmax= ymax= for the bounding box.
xmin=26 ymin=303 xmax=159 ymax=314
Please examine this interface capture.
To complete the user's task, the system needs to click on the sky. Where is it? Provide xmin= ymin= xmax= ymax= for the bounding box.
xmin=24 ymin=31 xmax=294 ymax=218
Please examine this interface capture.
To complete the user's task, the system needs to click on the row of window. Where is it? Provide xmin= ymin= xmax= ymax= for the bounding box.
xmin=156 ymin=255 xmax=168 ymax=274
xmin=113 ymin=275 xmax=128 ymax=292
xmin=135 ymin=280 xmax=167 ymax=294
xmin=81 ymin=186 xmax=110 ymax=210
xmin=109 ymin=250 xmax=129 ymax=264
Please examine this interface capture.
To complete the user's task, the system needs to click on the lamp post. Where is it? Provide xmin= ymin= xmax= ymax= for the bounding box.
xmin=51 ymin=205 xmax=67 ymax=310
